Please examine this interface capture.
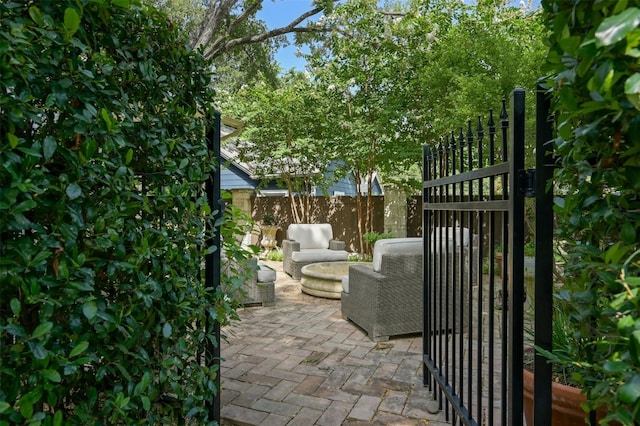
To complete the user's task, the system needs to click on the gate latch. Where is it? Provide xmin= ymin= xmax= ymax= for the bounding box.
xmin=519 ymin=169 xmax=536 ymax=198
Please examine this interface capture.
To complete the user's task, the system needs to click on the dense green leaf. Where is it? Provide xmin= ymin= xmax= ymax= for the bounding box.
xmin=81 ymin=301 xmax=97 ymax=320
xmin=9 ymin=298 xmax=21 ymax=316
xmin=28 ymin=6 xmax=43 ymax=26
xmin=41 ymin=369 xmax=62 ymax=383
xmin=65 ymin=183 xmax=82 ymax=200
xmin=8 ymin=133 xmax=18 ymax=148
xmin=64 ymin=7 xmax=80 ymax=35
xmin=622 ymin=221 xmax=637 ymax=244
xmin=1 ymin=2 xmax=221 ymax=422
xmin=619 ymin=374 xmax=640 ymax=404
xmin=141 ymin=396 xmax=151 ymax=411
xmin=4 ymin=323 xmax=26 ymax=338
xmin=632 ymin=330 xmax=640 ymax=363
xmin=43 ymin=136 xmax=57 ymax=160
xmin=31 ymin=321 xmax=53 ymax=340
xmin=69 ymin=341 xmax=89 ymax=358
xmin=625 ymin=73 xmax=640 ymax=109
xmin=544 ymin=0 xmax=640 ymax=419
xmin=595 ymin=7 xmax=640 ymax=47
xmin=28 ymin=341 xmax=47 ymax=360
xmin=162 ymin=322 xmax=172 ymax=338
xmin=53 ymin=411 xmax=63 ymax=426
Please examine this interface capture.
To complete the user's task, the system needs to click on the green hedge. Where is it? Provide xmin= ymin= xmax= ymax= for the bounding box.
xmin=543 ymin=0 xmax=640 ymax=422
xmin=0 ymin=0 xmax=220 ymax=423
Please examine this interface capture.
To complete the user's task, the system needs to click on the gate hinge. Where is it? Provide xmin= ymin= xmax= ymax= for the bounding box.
xmin=519 ymin=169 xmax=536 ymax=198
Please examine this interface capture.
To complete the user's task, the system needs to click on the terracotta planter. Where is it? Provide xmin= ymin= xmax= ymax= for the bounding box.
xmin=523 ymin=368 xmax=611 ymax=426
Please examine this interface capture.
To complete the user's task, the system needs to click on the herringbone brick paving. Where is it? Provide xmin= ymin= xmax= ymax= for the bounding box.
xmin=220 ymin=260 xmax=451 ymax=426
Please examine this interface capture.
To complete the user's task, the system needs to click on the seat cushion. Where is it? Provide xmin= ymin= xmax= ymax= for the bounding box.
xmin=257 ymin=263 xmax=276 ymax=283
xmin=430 ymin=227 xmax=470 ymax=253
xmin=287 ymin=223 xmax=333 ymax=249
xmin=341 ymin=275 xmax=349 ymax=293
xmin=291 ymin=249 xmax=348 ymax=262
xmin=372 ymin=238 xmax=423 ymax=272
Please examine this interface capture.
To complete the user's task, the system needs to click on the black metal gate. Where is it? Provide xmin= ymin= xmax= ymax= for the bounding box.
xmin=422 ymin=89 xmax=533 ymax=425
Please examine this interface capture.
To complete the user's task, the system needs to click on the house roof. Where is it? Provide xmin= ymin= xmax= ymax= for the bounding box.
xmin=221 ymin=117 xmax=243 ymax=141
xmin=220 ymin=139 xmax=260 ymax=178
xmin=220 ymin=139 xmax=320 ymax=180
xmin=219 ymin=116 xmax=267 ymax=178
xmin=218 ymin=116 xmax=383 ymax=195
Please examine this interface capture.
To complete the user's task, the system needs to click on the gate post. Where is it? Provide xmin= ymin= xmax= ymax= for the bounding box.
xmin=533 ymin=85 xmax=555 ymax=425
xmin=508 ymin=88 xmax=526 ymax=426
xmin=205 ymin=111 xmax=222 ymax=423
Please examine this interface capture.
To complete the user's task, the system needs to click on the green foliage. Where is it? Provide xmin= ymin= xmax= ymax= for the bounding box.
xmin=308 ymin=0 xmax=547 ymax=183
xmin=534 ymin=303 xmax=584 ymax=388
xmin=542 ymin=0 xmax=640 ymax=422
xmin=603 ymin=250 xmax=640 ymax=423
xmin=300 ymin=0 xmax=547 ymax=251
xmin=0 ymin=1 xmax=221 ymax=423
xmin=265 ymin=248 xmax=284 ymax=262
xmin=225 ymin=71 xmax=338 ymax=223
xmin=405 ymin=0 xmax=546 ymax=152
xmin=363 ymin=231 xmax=393 ymax=246
xmin=601 ymin=250 xmax=640 ymax=424
xmin=145 ymin=0 xmax=206 ymax=35
xmin=524 ymin=240 xmax=536 ymax=258
xmin=262 ymin=212 xmax=278 ymax=226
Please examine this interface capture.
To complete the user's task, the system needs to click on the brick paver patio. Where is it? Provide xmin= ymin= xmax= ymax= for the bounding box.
xmin=220 ymin=260 xmax=452 ymax=425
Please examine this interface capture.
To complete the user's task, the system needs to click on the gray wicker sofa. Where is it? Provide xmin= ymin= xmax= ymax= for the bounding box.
xmin=341 ymin=237 xmax=423 ymax=341
xmin=282 ymin=223 xmax=348 ymax=280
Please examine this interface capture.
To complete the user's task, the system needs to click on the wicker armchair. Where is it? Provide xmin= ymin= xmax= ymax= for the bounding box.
xmin=282 ymin=224 xmax=348 ymax=280
xmin=341 ymin=238 xmax=423 ymax=341
xmin=222 ymin=257 xmax=276 ymax=307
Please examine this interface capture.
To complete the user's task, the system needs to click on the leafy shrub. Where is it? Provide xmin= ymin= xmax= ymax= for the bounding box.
xmin=265 ymin=248 xmax=284 ymax=262
xmin=363 ymin=231 xmax=393 ymax=246
xmin=261 ymin=212 xmax=278 ymax=226
xmin=542 ymin=1 xmax=640 ymax=423
xmin=0 ymin=1 xmax=222 ymax=423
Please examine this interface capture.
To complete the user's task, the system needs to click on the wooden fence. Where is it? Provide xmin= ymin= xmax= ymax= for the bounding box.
xmin=250 ymin=195 xmax=422 ymax=252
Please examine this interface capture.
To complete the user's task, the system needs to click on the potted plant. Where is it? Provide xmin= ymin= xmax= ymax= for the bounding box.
xmin=523 ymin=303 xmax=606 ymax=426
xmin=260 ymin=212 xmax=280 ymax=252
xmin=523 ymin=250 xmax=638 ymax=426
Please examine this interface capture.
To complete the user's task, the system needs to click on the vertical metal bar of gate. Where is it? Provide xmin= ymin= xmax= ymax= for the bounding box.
xmin=507 ymin=88 xmax=526 ymax=426
xmin=422 ymin=89 xmax=527 ymax=425
xmin=205 ymin=111 xmax=222 ymax=423
xmin=533 ymin=86 xmax=554 ymax=425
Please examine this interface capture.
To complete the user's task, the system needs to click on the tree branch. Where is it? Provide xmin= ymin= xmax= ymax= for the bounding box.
xmin=192 ymin=0 xmax=333 ymax=61
xmin=211 ymin=22 xmax=330 ymax=60
xmin=376 ymin=8 xmax=406 ymax=18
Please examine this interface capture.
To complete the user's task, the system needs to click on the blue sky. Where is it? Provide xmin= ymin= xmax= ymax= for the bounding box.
xmin=256 ymin=0 xmax=318 ymax=72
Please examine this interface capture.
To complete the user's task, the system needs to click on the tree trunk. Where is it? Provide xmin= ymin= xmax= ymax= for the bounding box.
xmin=354 ymin=170 xmax=365 ymax=255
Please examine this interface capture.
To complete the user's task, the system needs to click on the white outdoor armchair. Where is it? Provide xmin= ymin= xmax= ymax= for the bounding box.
xmin=282 ymin=223 xmax=348 ymax=280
